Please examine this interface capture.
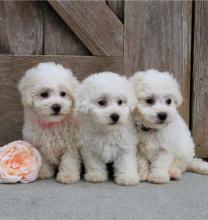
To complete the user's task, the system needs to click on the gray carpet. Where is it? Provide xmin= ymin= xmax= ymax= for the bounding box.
xmin=0 ymin=173 xmax=208 ymax=220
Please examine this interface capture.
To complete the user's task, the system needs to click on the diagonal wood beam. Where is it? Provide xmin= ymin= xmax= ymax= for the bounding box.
xmin=48 ymin=0 xmax=123 ymax=56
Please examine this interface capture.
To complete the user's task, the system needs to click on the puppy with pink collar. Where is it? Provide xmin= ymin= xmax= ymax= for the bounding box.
xmin=18 ymin=62 xmax=81 ymax=184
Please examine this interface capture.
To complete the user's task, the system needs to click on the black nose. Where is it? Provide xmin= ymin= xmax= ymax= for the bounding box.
xmin=110 ymin=113 xmax=119 ymax=123
xmin=157 ymin=112 xmax=167 ymax=121
xmin=52 ymin=104 xmax=61 ymax=113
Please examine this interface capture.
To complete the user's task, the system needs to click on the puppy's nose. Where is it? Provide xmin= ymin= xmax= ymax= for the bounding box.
xmin=157 ymin=112 xmax=167 ymax=121
xmin=110 ymin=113 xmax=119 ymax=123
xmin=52 ymin=104 xmax=61 ymax=114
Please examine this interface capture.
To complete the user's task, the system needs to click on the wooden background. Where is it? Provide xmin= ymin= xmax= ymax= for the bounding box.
xmin=0 ymin=0 xmax=208 ymax=157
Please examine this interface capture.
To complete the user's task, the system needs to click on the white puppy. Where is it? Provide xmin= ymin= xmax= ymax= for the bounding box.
xmin=130 ymin=69 xmax=208 ymax=184
xmin=75 ymin=72 xmax=139 ymax=185
xmin=18 ymin=62 xmax=80 ymax=184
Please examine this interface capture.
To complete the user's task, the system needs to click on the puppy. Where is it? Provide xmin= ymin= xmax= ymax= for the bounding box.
xmin=18 ymin=62 xmax=80 ymax=184
xmin=75 ymin=72 xmax=139 ymax=185
xmin=130 ymin=69 xmax=208 ymax=183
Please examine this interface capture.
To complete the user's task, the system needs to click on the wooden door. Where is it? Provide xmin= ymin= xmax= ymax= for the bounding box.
xmin=0 ymin=1 xmax=208 ymax=158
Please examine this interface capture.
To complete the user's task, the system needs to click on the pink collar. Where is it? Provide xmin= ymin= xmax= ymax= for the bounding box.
xmin=36 ymin=119 xmax=65 ymax=129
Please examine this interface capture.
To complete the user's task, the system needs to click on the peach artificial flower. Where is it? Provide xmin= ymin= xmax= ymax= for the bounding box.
xmin=0 ymin=140 xmax=42 ymax=183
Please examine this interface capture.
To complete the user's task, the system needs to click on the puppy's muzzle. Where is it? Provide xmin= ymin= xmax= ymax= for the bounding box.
xmin=110 ymin=113 xmax=119 ymax=124
xmin=157 ymin=112 xmax=167 ymax=123
xmin=51 ymin=104 xmax=61 ymax=115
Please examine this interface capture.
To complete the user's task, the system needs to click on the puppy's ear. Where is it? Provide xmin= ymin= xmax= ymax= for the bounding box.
xmin=74 ymin=85 xmax=89 ymax=114
xmin=17 ymin=71 xmax=33 ymax=107
xmin=66 ymin=69 xmax=80 ymax=94
xmin=129 ymin=71 xmax=146 ymax=95
xmin=127 ymin=85 xmax=137 ymax=112
xmin=129 ymin=96 xmax=137 ymax=112
xmin=170 ymin=76 xmax=183 ymax=107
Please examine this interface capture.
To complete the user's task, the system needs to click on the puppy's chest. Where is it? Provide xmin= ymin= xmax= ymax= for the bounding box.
xmin=31 ymin=126 xmax=73 ymax=165
xmin=138 ymin=131 xmax=163 ymax=161
xmin=92 ymin=135 xmax=124 ymax=163
xmin=95 ymin=140 xmax=121 ymax=163
xmin=79 ymin=129 xmax=127 ymax=163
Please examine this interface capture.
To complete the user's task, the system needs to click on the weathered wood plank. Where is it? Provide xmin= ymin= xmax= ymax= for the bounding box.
xmin=106 ymin=0 xmax=124 ymax=23
xmin=0 ymin=55 xmax=123 ymax=146
xmin=48 ymin=0 xmax=123 ymax=56
xmin=192 ymin=1 xmax=208 ymax=157
xmin=44 ymin=2 xmax=90 ymax=55
xmin=0 ymin=1 xmax=43 ymax=54
xmin=124 ymin=0 xmax=192 ymax=123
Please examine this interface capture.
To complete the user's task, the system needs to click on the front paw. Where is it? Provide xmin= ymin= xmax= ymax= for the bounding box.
xmin=84 ymin=171 xmax=108 ymax=183
xmin=115 ymin=173 xmax=140 ymax=186
xmin=138 ymin=169 xmax=149 ymax=182
xmin=56 ymin=171 xmax=80 ymax=184
xmin=38 ymin=166 xmax=54 ymax=179
xmin=148 ymin=170 xmax=170 ymax=184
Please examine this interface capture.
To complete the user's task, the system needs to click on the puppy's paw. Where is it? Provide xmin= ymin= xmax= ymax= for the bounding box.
xmin=57 ymin=171 xmax=80 ymax=184
xmin=169 ymin=167 xmax=182 ymax=180
xmin=84 ymin=171 xmax=108 ymax=183
xmin=148 ymin=170 xmax=170 ymax=184
xmin=38 ymin=166 xmax=54 ymax=179
xmin=138 ymin=169 xmax=149 ymax=182
xmin=115 ymin=173 xmax=140 ymax=186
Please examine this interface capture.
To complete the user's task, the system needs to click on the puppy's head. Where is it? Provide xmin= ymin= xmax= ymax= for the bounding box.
xmin=75 ymin=72 xmax=136 ymax=127
xmin=130 ymin=69 xmax=182 ymax=129
xmin=18 ymin=62 xmax=79 ymax=122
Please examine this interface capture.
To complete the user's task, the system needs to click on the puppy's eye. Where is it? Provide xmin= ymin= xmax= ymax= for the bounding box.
xmin=166 ymin=98 xmax=171 ymax=105
xmin=146 ymin=97 xmax=154 ymax=105
xmin=118 ymin=100 xmax=123 ymax=105
xmin=98 ymin=100 xmax=107 ymax=107
xmin=40 ymin=92 xmax=49 ymax=98
xmin=60 ymin=91 xmax=66 ymax=97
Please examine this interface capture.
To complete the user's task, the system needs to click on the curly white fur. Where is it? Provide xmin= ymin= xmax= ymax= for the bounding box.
xmin=18 ymin=62 xmax=81 ymax=184
xmin=75 ymin=72 xmax=140 ymax=186
xmin=130 ymin=69 xmax=208 ymax=184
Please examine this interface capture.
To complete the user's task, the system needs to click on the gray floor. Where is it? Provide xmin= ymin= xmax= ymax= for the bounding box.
xmin=0 ymin=173 xmax=208 ymax=220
